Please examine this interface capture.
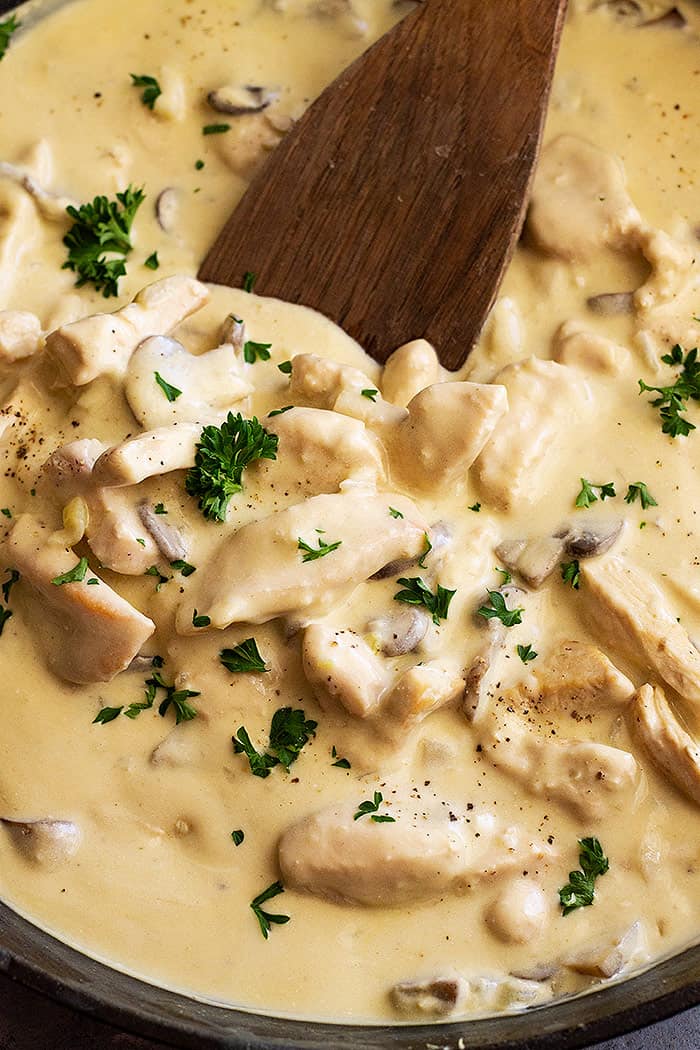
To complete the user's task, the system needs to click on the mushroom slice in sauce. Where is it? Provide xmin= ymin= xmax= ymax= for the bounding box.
xmin=1 ymin=818 xmax=81 ymax=868
xmin=219 ymin=312 xmax=246 ymax=351
xmin=561 ymin=519 xmax=624 ymax=559
xmin=641 ymin=6 xmax=686 ymax=29
xmin=371 ymin=520 xmax=450 ymax=579
xmin=366 ymin=607 xmax=429 ymax=656
xmin=586 ymin=291 xmax=635 ymax=315
xmin=390 ymin=974 xmax=468 ymax=1017
xmin=155 ymin=187 xmax=181 ymax=233
xmin=207 ymin=85 xmax=278 ymax=116
xmin=138 ymin=501 xmax=187 ymax=562
xmin=496 ymin=534 xmax=566 ymax=588
xmin=564 ymin=922 xmax=644 ymax=978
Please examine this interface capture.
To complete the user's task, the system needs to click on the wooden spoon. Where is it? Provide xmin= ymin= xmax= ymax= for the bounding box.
xmin=199 ymin=0 xmax=567 ymax=371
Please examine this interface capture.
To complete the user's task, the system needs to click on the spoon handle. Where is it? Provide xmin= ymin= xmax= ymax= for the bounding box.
xmin=199 ymin=0 xmax=568 ymax=370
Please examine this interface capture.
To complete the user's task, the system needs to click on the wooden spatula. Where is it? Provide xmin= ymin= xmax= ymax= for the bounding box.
xmin=199 ymin=0 xmax=567 ymax=371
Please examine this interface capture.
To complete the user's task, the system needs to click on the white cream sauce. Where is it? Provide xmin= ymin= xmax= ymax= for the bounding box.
xmin=0 ymin=0 xmax=700 ymax=1026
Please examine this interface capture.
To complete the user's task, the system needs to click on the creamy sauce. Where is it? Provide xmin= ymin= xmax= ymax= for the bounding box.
xmin=0 ymin=0 xmax=700 ymax=1026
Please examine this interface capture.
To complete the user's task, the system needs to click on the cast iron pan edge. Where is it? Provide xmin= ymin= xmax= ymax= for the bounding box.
xmin=2 ymin=0 xmax=700 ymax=1046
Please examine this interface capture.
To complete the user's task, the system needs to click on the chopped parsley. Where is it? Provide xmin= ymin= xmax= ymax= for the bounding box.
xmin=477 ymin=590 xmax=523 ymax=627
xmin=388 ymin=507 xmax=404 ymax=519
xmin=130 ymin=73 xmax=162 ymax=110
xmin=277 ymin=360 xmax=292 ymax=374
xmin=62 ymin=185 xmax=145 ymax=297
xmin=268 ymin=406 xmax=293 ymax=417
xmin=561 ymin=559 xmax=581 ymax=590
xmin=468 ymin=502 xmax=481 ymax=513
xmin=52 ymin=557 xmax=89 ymax=586
xmin=394 ymin=576 xmax=455 ymax=626
xmin=0 ymin=15 xmax=20 ymax=62
xmin=575 ymin=478 xmax=616 ymax=509
xmin=145 ymin=565 xmax=171 ymax=589
xmin=220 ymin=637 xmax=268 ymax=674
xmin=417 ymin=533 xmax=432 ymax=569
xmin=195 ymin=159 xmax=205 ymax=170
xmin=0 ymin=605 xmax=12 ymax=636
xmin=353 ymin=791 xmax=395 ymax=823
xmin=144 ymin=251 xmax=160 ymax=270
xmin=331 ymin=746 xmax=351 ymax=769
xmin=154 ymin=503 xmax=167 ymax=515
xmin=250 ymin=881 xmax=289 ymax=939
xmin=243 ymin=340 xmax=272 ymax=364
xmin=203 ymin=122 xmax=231 ymax=135
xmin=170 ymin=558 xmax=196 ymax=577
xmin=242 ymin=271 xmax=256 ymax=292
xmin=1 ymin=507 xmax=11 ymax=518
xmin=95 ymin=669 xmax=199 ymax=726
xmin=298 ymin=535 xmax=342 ymax=562
xmin=624 ymin=481 xmax=658 ymax=510
xmin=361 ymin=388 xmax=378 ymax=402
xmin=93 ymin=706 xmax=123 ymax=725
xmin=192 ymin=610 xmax=211 ymax=628
xmin=494 ymin=566 xmax=512 ymax=586
xmin=558 ymin=837 xmax=609 ymax=916
xmin=517 ymin=643 xmax=538 ymax=664
xmin=639 ymin=344 xmax=700 ymax=437
xmin=233 ymin=707 xmax=317 ymax=778
xmin=154 ymin=371 xmax=182 ymax=402
xmin=185 ymin=413 xmax=279 ymax=522
xmin=2 ymin=568 xmax=19 ymax=603
xmin=231 ymin=829 xmax=245 ymax=847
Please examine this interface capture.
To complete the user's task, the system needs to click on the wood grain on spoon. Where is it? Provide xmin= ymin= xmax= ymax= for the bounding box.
xmin=199 ymin=0 xmax=568 ymax=371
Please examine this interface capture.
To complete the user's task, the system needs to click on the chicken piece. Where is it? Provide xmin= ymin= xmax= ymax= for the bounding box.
xmin=527 ymin=135 xmax=641 ymax=260
xmin=634 ymin=227 xmax=700 ymax=356
xmin=85 ymin=487 xmax=160 ymax=575
xmin=480 ymin=710 xmax=638 ymax=821
xmin=582 ymin=556 xmax=700 ymax=705
xmin=473 ymin=358 xmax=592 ymax=511
xmin=382 ymin=663 xmax=465 ymax=734
xmin=302 ymin=624 xmax=391 ymax=717
xmin=0 ymin=514 xmax=155 ymax=683
xmin=46 ymin=276 xmax=210 ymax=386
xmin=496 ymin=534 xmax=565 ymax=588
xmin=278 ymin=800 xmax=553 ymax=906
xmin=390 ymin=382 xmax=508 ymax=494
xmin=1 ymin=818 xmax=81 ymax=870
xmin=0 ymin=310 xmax=43 ymax=362
xmin=176 ymin=490 xmax=428 ymax=631
xmin=153 ymin=66 xmax=186 ymax=122
xmin=381 ymin=339 xmax=440 ymax=408
xmin=39 ymin=438 xmax=109 ymax=500
xmin=523 ymin=641 xmax=634 ymax=715
xmin=390 ymin=974 xmax=468 ymax=1018
xmin=261 ymin=407 xmax=385 ymax=488
xmin=564 ymin=922 xmax=644 ymax=979
xmin=124 ymin=335 xmax=250 ymax=429
xmin=287 ymin=353 xmax=404 ymax=427
xmin=553 ymin=321 xmax=630 ymax=376
xmin=92 ymin=424 xmax=201 ymax=487
xmin=371 ymin=519 xmax=451 ymax=580
xmin=631 ymin=684 xmax=700 ymax=807
xmin=0 ymin=143 xmax=52 ymax=308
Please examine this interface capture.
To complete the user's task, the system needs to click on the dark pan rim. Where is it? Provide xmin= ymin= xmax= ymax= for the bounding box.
xmin=1 ymin=899 xmax=699 ymax=1049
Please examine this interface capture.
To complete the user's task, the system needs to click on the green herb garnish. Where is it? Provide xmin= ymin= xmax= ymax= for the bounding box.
xmin=575 ymin=478 xmax=616 ymax=508
xmin=517 ymin=643 xmax=537 ymax=664
xmin=361 ymin=388 xmax=378 ymax=402
xmin=394 ymin=576 xmax=455 ymax=626
xmin=298 ymin=535 xmax=342 ymax=562
xmin=154 ymin=371 xmax=182 ymax=402
xmin=192 ymin=609 xmax=211 ymax=628
xmin=203 ymin=122 xmax=231 ymax=135
xmin=558 ymin=837 xmax=609 ymax=916
xmin=2 ymin=568 xmax=19 ymax=603
xmin=233 ymin=707 xmax=317 ymax=778
xmin=243 ymin=340 xmax=272 ymax=364
xmin=220 ymin=637 xmax=267 ymax=674
xmin=93 ymin=706 xmax=123 ymax=725
xmin=388 ymin=507 xmax=404 ymax=519
xmin=130 ymin=73 xmax=162 ymax=110
xmin=277 ymin=360 xmax=292 ymax=374
xmin=144 ymin=251 xmax=160 ymax=270
xmin=639 ymin=345 xmax=700 ymax=437
xmin=0 ymin=15 xmax=20 ymax=62
xmin=250 ymin=881 xmax=289 ymax=939
xmin=62 ymin=185 xmax=145 ymax=297
xmin=242 ymin=271 xmax=256 ymax=292
xmin=417 ymin=533 xmax=432 ymax=569
xmin=477 ymin=589 xmax=522 ymax=627
xmin=170 ymin=559 xmax=196 ymax=577
xmin=52 ymin=557 xmax=89 ymax=586
xmin=231 ymin=829 xmax=245 ymax=847
xmin=624 ymin=481 xmax=658 ymax=510
xmin=353 ymin=791 xmax=395 ymax=823
xmin=185 ymin=413 xmax=278 ymax=522
xmin=331 ymin=745 xmax=351 ymax=769
xmin=561 ymin=559 xmax=581 ymax=590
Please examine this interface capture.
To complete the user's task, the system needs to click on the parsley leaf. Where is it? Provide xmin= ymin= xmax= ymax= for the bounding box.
xmin=52 ymin=557 xmax=89 ymax=586
xmin=233 ymin=707 xmax=317 ymax=777
xmin=298 ymin=535 xmax=342 ymax=562
xmin=417 ymin=533 xmax=432 ymax=569
xmin=468 ymin=502 xmax=481 ymax=513
xmin=361 ymin=388 xmax=378 ymax=402
xmin=220 ymin=637 xmax=268 ymax=674
xmin=250 ymin=880 xmax=290 ymax=939
xmin=145 ymin=565 xmax=171 ymax=589
xmin=388 ymin=506 xmax=404 ymax=519
xmin=575 ymin=477 xmax=616 ymax=508
xmin=561 ymin=559 xmax=581 ymax=590
xmin=170 ymin=559 xmax=196 ymax=577
xmin=638 ymin=345 xmax=700 ymax=438
xmin=495 ymin=566 xmax=512 ymax=586
xmin=130 ymin=73 xmax=162 ymax=110
xmin=154 ymin=503 xmax=167 ymax=514
xmin=1 ymin=507 xmax=11 ymax=518
xmin=277 ymin=359 xmax=292 ymax=374
xmin=477 ymin=590 xmax=523 ymax=627
xmin=185 ymin=413 xmax=279 ymax=522
xmin=154 ymin=371 xmax=182 ymax=402
xmin=517 ymin=643 xmax=537 ymax=664
xmin=353 ymin=790 xmax=395 ymax=823
xmin=242 ymin=271 xmax=256 ymax=292
xmin=0 ymin=15 xmax=20 ymax=62
xmin=558 ymin=837 xmax=609 ymax=916
xmin=144 ymin=251 xmax=160 ymax=270
xmin=62 ymin=185 xmax=145 ymax=297
xmin=624 ymin=481 xmax=658 ymax=510
xmin=243 ymin=340 xmax=272 ymax=364
xmin=203 ymin=122 xmax=231 ymax=135
xmin=393 ymin=576 xmax=455 ymax=626
xmin=331 ymin=746 xmax=351 ymax=769
xmin=157 ymin=686 xmax=199 ymax=724
xmin=2 ymin=568 xmax=19 ymax=603
xmin=268 ymin=406 xmax=293 ymax=417
xmin=93 ymin=706 xmax=123 ymax=725
xmin=231 ymin=829 xmax=245 ymax=847
xmin=0 ymin=605 xmax=12 ymax=636
xmin=192 ymin=609 xmax=211 ymax=628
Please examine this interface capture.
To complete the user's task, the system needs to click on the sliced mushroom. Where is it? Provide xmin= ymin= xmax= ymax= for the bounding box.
xmin=0 ymin=159 xmax=76 ymax=222
xmin=562 ymin=519 xmax=624 ymax=559
xmin=219 ymin=313 xmax=246 ymax=351
xmin=564 ymin=922 xmax=644 ymax=979
xmin=1 ymin=818 xmax=80 ymax=869
xmin=207 ymin=84 xmax=277 ymax=116
xmin=138 ymin=502 xmax=187 ymax=562
xmin=586 ymin=291 xmax=635 ymax=316
xmin=366 ymin=607 xmax=429 ymax=656
xmin=155 ymin=187 xmax=180 ymax=233
xmin=371 ymin=520 xmax=450 ymax=579
xmin=592 ymin=0 xmax=644 ymax=22
xmin=641 ymin=6 xmax=686 ymax=29
xmin=390 ymin=974 xmax=468 ymax=1018
xmin=124 ymin=335 xmax=250 ymax=429
xmin=496 ymin=534 xmax=565 ymax=588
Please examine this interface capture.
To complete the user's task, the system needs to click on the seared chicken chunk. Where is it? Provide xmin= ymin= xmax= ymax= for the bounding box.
xmin=522 ymin=640 xmax=634 ymax=715
xmin=631 ymin=684 xmax=700 ymax=807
